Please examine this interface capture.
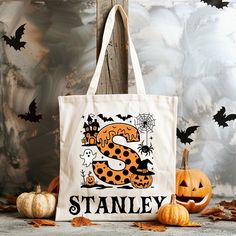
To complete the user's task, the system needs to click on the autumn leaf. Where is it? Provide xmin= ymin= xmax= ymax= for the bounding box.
xmin=201 ymin=199 xmax=236 ymax=221
xmin=0 ymin=201 xmax=17 ymax=212
xmin=182 ymin=221 xmax=202 ymax=227
xmin=219 ymin=200 xmax=236 ymax=209
xmin=28 ymin=219 xmax=56 ymax=227
xmin=47 ymin=176 xmax=59 ymax=193
xmin=201 ymin=205 xmax=224 ymax=215
xmin=209 ymin=214 xmax=236 ymax=221
xmin=6 ymin=195 xmax=18 ymax=205
xmin=72 ymin=216 xmax=97 ymax=227
xmin=133 ymin=222 xmax=167 ymax=232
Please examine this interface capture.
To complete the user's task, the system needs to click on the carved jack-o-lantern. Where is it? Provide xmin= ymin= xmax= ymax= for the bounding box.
xmin=176 ymin=149 xmax=212 ymax=213
xmin=86 ymin=174 xmax=95 ymax=186
xmin=130 ymin=174 xmax=153 ymax=189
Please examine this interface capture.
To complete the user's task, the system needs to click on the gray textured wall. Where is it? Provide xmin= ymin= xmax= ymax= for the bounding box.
xmin=0 ymin=0 xmax=235 ymax=196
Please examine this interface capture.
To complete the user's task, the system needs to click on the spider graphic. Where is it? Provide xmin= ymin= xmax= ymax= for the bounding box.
xmin=137 ymin=141 xmax=154 ymax=156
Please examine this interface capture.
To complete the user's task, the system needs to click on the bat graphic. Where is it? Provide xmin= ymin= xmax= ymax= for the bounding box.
xmin=116 ymin=114 xmax=132 ymax=121
xmin=201 ymin=0 xmax=229 ymax=9
xmin=213 ymin=106 xmax=236 ymax=128
xmin=98 ymin=114 xmax=113 ymax=122
xmin=2 ymin=24 xmax=26 ymax=51
xmin=177 ymin=126 xmax=200 ymax=145
xmin=18 ymin=99 xmax=42 ymax=122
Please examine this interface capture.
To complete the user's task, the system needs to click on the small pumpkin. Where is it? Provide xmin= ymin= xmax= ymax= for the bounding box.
xmin=157 ymin=194 xmax=190 ymax=226
xmin=47 ymin=176 xmax=59 ymax=194
xmin=176 ymin=149 xmax=212 ymax=213
xmin=16 ymin=185 xmax=57 ymax=218
xmin=130 ymin=174 xmax=153 ymax=189
xmin=86 ymin=172 xmax=95 ymax=186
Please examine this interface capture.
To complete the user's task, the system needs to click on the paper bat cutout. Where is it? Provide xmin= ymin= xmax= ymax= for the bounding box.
xmin=2 ymin=24 xmax=26 ymax=51
xmin=201 ymin=0 xmax=229 ymax=9
xmin=116 ymin=114 xmax=132 ymax=121
xmin=98 ymin=114 xmax=114 ymax=122
xmin=177 ymin=126 xmax=200 ymax=145
xmin=213 ymin=106 xmax=236 ymax=128
xmin=18 ymin=99 xmax=42 ymax=122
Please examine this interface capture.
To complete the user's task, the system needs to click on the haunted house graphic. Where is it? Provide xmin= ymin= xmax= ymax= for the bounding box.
xmin=82 ymin=115 xmax=100 ymax=145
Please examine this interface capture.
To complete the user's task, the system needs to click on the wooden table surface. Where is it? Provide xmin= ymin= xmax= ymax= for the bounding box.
xmin=0 ymin=197 xmax=235 ymax=236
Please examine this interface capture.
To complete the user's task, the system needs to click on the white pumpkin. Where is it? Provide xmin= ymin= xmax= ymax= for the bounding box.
xmin=16 ymin=185 xmax=57 ymax=218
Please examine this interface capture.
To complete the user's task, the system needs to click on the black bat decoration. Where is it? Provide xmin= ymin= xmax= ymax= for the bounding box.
xmin=213 ymin=106 xmax=236 ymax=128
xmin=116 ymin=114 xmax=132 ymax=121
xmin=2 ymin=24 xmax=26 ymax=51
xmin=98 ymin=114 xmax=114 ymax=122
xmin=18 ymin=99 xmax=42 ymax=122
xmin=201 ymin=0 xmax=229 ymax=9
xmin=177 ymin=126 xmax=200 ymax=145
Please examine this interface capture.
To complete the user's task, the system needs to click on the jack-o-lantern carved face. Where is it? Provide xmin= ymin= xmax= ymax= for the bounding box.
xmin=130 ymin=174 xmax=153 ymax=189
xmin=176 ymin=149 xmax=212 ymax=213
xmin=86 ymin=175 xmax=95 ymax=186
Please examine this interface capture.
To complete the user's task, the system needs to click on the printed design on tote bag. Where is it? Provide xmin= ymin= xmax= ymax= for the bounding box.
xmin=80 ymin=149 xmax=97 ymax=167
xmin=135 ymin=114 xmax=155 ymax=156
xmin=80 ymin=113 xmax=156 ymax=190
xmin=81 ymin=115 xmax=100 ymax=145
xmin=85 ymin=171 xmax=95 ymax=186
xmin=98 ymin=114 xmax=114 ymax=122
xmin=116 ymin=114 xmax=132 ymax=121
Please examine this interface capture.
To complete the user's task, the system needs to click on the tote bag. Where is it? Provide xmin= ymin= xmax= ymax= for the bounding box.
xmin=56 ymin=4 xmax=178 ymax=221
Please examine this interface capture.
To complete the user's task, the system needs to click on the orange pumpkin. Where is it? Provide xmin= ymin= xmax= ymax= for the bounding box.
xmin=47 ymin=176 xmax=59 ymax=194
xmin=176 ymin=149 xmax=212 ymax=213
xmin=157 ymin=194 xmax=190 ymax=226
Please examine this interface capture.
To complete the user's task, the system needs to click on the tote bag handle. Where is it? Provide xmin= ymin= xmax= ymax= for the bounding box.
xmin=87 ymin=4 xmax=146 ymax=95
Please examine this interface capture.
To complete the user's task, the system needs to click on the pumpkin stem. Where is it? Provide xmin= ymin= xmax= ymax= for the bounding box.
xmin=36 ymin=184 xmax=42 ymax=193
xmin=170 ymin=194 xmax=176 ymax=205
xmin=181 ymin=148 xmax=189 ymax=170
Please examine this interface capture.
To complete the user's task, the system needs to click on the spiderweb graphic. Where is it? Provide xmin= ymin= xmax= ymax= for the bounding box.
xmin=135 ymin=114 xmax=155 ymax=133
xmin=135 ymin=114 xmax=155 ymax=145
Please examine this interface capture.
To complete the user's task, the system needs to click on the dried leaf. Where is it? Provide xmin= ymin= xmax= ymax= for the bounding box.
xmin=47 ymin=176 xmax=59 ymax=193
xmin=72 ymin=216 xmax=96 ymax=227
xmin=209 ymin=214 xmax=236 ymax=221
xmin=182 ymin=221 xmax=202 ymax=227
xmin=0 ymin=201 xmax=17 ymax=212
xmin=219 ymin=199 xmax=236 ymax=209
xmin=201 ymin=199 xmax=236 ymax=222
xmin=231 ymin=209 xmax=236 ymax=214
xmin=201 ymin=205 xmax=224 ymax=215
xmin=133 ymin=222 xmax=167 ymax=232
xmin=6 ymin=195 xmax=18 ymax=205
xmin=208 ymin=211 xmax=236 ymax=221
xmin=28 ymin=219 xmax=56 ymax=227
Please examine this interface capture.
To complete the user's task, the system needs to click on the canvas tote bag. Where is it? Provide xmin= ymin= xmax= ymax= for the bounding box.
xmin=56 ymin=4 xmax=178 ymax=221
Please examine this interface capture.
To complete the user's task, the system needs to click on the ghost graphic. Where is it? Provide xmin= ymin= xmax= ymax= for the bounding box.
xmin=80 ymin=149 xmax=97 ymax=167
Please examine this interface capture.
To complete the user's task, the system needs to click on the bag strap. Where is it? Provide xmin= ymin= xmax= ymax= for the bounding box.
xmin=87 ymin=4 xmax=146 ymax=95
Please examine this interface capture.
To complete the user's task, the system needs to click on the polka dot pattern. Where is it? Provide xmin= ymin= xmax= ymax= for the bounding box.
xmin=93 ymin=123 xmax=142 ymax=186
